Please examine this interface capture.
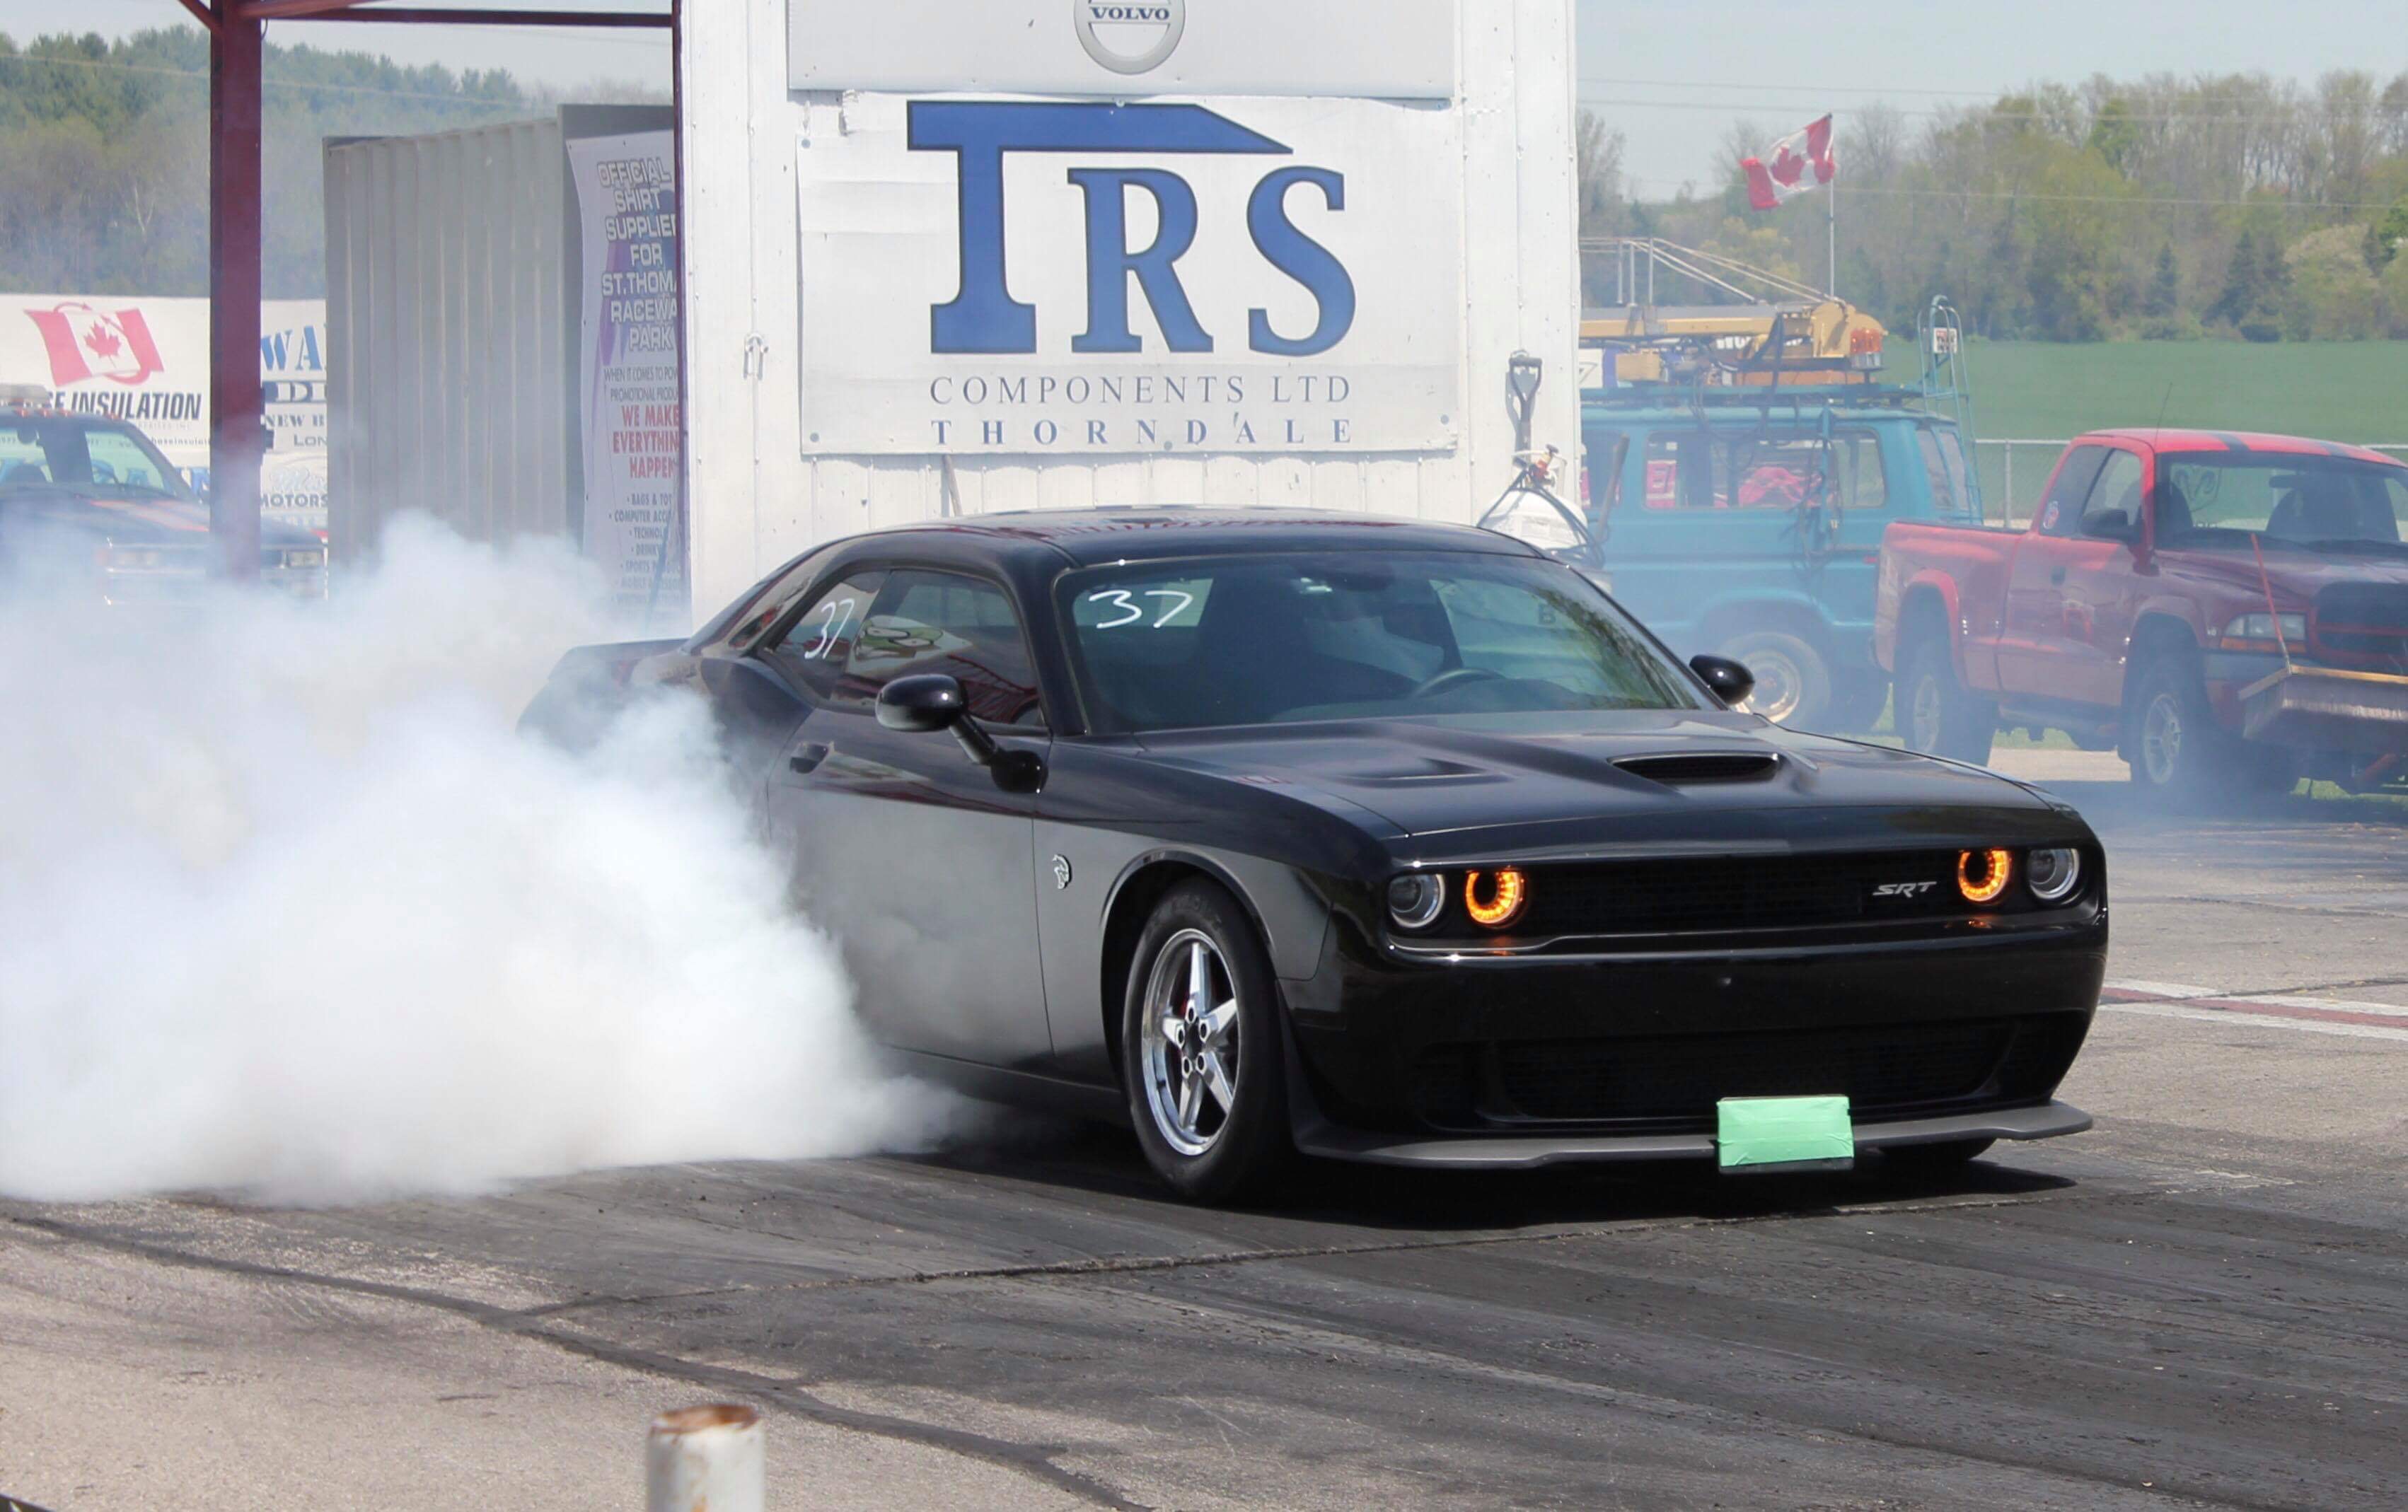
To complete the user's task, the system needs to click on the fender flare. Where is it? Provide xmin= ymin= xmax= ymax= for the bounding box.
xmin=1894 ymin=572 xmax=1967 ymax=682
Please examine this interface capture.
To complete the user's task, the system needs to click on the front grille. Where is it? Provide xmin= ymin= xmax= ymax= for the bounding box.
xmin=2313 ymin=583 xmax=2408 ymax=666
xmin=1410 ymin=1012 xmax=2087 ymax=1132
xmin=1516 ymin=849 xmax=1974 ymax=939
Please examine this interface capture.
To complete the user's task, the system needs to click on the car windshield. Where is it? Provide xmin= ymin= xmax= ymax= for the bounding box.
xmin=1058 ymin=551 xmax=1706 ymax=733
xmin=2157 ymin=453 xmax=2408 ymax=556
xmin=0 ymin=414 xmax=192 ymax=500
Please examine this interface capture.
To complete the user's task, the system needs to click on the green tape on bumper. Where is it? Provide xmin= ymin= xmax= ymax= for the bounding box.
xmin=1717 ymin=1095 xmax=1855 ymax=1172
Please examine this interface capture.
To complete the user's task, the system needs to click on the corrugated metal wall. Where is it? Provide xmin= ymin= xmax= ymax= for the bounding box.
xmin=323 ymin=119 xmax=570 ymax=562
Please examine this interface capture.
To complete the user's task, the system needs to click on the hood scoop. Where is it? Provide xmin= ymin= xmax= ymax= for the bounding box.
xmin=1613 ymin=751 xmax=1783 ymax=786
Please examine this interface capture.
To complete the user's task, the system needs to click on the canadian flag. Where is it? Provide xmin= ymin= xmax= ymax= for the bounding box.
xmin=1741 ymin=115 xmax=1836 ymax=211
xmin=23 ymin=302 xmax=165 ymax=386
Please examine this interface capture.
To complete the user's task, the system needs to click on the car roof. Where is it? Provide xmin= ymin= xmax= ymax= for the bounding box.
xmin=843 ymin=506 xmax=1546 ymax=568
xmin=2082 ymin=429 xmax=2405 ymax=466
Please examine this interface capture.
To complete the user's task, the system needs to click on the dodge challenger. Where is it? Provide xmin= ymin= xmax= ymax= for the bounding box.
xmin=526 ymin=509 xmax=2106 ymax=1202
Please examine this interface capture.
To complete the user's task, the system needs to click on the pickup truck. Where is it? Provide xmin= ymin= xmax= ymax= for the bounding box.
xmin=1874 ymin=428 xmax=2408 ymax=801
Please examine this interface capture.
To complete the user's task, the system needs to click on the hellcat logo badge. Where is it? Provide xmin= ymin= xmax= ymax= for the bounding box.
xmin=1052 ymin=854 xmax=1074 ymax=890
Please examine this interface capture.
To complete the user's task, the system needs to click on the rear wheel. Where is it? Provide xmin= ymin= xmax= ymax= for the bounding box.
xmin=1121 ymin=880 xmax=1292 ymax=1204
xmin=1897 ymin=630 xmax=1996 ymax=764
xmin=1720 ymin=629 xmax=1832 ymax=729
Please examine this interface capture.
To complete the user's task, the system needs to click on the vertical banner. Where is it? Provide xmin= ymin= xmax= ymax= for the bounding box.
xmin=569 ymin=130 xmax=686 ymax=628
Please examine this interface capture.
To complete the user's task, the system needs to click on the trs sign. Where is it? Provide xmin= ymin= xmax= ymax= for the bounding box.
xmin=794 ymin=93 xmax=1462 ymax=456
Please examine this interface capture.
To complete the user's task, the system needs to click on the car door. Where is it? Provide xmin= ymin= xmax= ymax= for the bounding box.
xmin=2000 ymin=444 xmax=2134 ymax=709
xmin=760 ymin=564 xmax=1054 ymax=1069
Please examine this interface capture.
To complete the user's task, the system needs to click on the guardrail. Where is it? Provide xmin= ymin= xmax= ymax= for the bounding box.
xmin=1973 ymin=440 xmax=2408 ymax=529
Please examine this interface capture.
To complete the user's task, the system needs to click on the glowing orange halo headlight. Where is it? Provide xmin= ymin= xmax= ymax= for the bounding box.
xmin=1956 ymin=848 xmax=2013 ymax=906
xmin=1464 ymin=867 xmax=1529 ymax=929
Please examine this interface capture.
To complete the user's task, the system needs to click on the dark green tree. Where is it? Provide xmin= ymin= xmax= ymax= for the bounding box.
xmin=2146 ymin=243 xmax=2180 ymax=318
xmin=2210 ymin=229 xmax=2262 ymax=326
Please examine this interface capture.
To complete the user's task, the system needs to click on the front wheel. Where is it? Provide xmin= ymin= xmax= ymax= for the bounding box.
xmin=1121 ymin=880 xmax=1292 ymax=1204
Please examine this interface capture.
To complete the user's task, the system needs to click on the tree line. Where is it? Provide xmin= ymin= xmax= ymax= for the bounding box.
xmin=1580 ymin=71 xmax=2408 ymax=342
xmin=0 ymin=28 xmax=540 ymax=298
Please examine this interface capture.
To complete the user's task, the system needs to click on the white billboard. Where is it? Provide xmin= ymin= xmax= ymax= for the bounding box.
xmin=795 ymin=94 xmax=1463 ymax=456
xmin=0 ymin=296 xmax=327 ymax=468
xmin=789 ymin=0 xmax=1457 ymax=100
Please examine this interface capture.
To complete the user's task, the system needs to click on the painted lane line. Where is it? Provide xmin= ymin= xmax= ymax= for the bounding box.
xmin=2102 ymin=981 xmax=2408 ymax=1042
xmin=2102 ymin=1000 xmax=2408 ymax=1044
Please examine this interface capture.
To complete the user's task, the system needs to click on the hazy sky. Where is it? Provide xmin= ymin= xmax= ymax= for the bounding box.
xmin=11 ymin=0 xmax=2402 ymax=189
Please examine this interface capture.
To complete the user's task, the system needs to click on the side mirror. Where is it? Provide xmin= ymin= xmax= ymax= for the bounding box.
xmin=1690 ymin=653 xmax=1755 ymax=707
xmin=876 ymin=673 xmax=967 ymax=733
xmin=2081 ymin=509 xmax=2136 ymax=542
xmin=876 ymin=672 xmax=1045 ymax=793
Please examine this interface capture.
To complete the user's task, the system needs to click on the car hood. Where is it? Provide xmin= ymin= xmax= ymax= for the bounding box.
xmin=2166 ymin=545 xmax=2408 ymax=601
xmin=1 ymin=487 xmax=320 ymax=549
xmin=1134 ymin=710 xmax=2078 ymax=857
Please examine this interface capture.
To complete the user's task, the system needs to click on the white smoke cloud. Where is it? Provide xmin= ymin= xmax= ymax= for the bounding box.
xmin=0 ymin=517 xmax=956 ymax=1204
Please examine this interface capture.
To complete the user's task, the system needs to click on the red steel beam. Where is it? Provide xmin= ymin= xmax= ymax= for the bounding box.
xmin=208 ymin=0 xmax=265 ymax=581
xmin=261 ymin=5 xmax=671 ymax=22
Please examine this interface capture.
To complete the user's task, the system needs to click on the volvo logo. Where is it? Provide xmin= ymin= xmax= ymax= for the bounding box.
xmin=1075 ymin=0 xmax=1186 ymax=76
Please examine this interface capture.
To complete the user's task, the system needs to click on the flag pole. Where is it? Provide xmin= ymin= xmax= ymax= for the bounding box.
xmin=1827 ymin=120 xmax=1839 ymax=300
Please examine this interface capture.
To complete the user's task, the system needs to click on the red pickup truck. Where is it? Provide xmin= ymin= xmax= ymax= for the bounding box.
xmin=1873 ymin=429 xmax=2408 ymax=802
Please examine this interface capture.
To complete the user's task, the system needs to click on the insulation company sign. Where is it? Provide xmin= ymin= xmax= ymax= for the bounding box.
xmin=0 ymin=296 xmax=328 ymax=466
xmin=789 ymin=0 xmax=1463 ymax=456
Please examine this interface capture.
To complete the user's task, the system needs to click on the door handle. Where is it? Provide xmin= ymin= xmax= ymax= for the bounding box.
xmin=788 ymin=742 xmax=830 ymax=774
xmin=2049 ymin=566 xmax=2068 ymax=586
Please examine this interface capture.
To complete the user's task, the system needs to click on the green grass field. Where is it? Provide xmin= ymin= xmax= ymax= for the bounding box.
xmin=1955 ymin=340 xmax=2408 ymax=516
xmin=1969 ymin=339 xmax=2408 ymax=443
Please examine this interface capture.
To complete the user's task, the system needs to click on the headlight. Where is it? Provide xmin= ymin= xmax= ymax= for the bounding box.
xmin=1464 ymin=867 xmax=1529 ymax=929
xmin=1956 ymin=848 xmax=2012 ymax=906
xmin=1387 ymin=872 xmax=1445 ymax=931
xmin=2026 ymin=847 xmax=2083 ymax=904
xmin=2219 ymin=612 xmax=2305 ymax=650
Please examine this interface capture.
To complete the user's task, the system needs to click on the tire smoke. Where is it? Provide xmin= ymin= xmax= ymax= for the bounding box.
xmin=0 ymin=518 xmax=956 ymax=1204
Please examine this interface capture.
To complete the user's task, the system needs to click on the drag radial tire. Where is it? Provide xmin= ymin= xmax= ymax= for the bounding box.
xmin=1897 ymin=631 xmax=1996 ymax=764
xmin=2126 ymin=652 xmax=2259 ymax=809
xmin=1719 ymin=629 xmax=1832 ymax=729
xmin=1121 ymin=880 xmax=1293 ymax=1204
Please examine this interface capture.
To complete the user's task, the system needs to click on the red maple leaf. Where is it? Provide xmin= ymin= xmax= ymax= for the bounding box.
xmin=84 ymin=321 xmax=122 ymax=359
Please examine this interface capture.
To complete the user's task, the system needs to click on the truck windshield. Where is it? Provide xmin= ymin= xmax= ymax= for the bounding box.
xmin=0 ymin=414 xmax=192 ymax=500
xmin=2157 ymin=454 xmax=2408 ymax=554
xmin=1059 ymin=552 xmax=1706 ymax=733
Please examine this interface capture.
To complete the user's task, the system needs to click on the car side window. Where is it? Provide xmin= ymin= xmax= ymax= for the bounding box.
xmin=1642 ymin=432 xmax=1709 ymax=509
xmin=719 ymin=551 xmax=832 ymax=653
xmin=763 ymin=569 xmax=885 ymax=700
xmin=2080 ymin=451 xmax=2145 ymax=539
xmin=2037 ymin=446 xmax=2112 ymax=537
xmin=842 ymin=570 xmax=1048 ymax=729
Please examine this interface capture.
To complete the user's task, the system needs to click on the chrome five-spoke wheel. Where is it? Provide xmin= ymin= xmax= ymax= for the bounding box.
xmin=1140 ymin=929 xmax=1241 ymax=1156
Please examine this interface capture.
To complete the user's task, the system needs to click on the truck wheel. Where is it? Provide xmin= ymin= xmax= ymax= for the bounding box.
xmin=1719 ymin=629 xmax=1831 ymax=729
xmin=2126 ymin=653 xmax=2259 ymax=808
xmin=1121 ymin=880 xmax=1293 ymax=1204
xmin=1897 ymin=632 xmax=1996 ymax=764
xmin=1828 ymin=675 xmax=1889 ymax=734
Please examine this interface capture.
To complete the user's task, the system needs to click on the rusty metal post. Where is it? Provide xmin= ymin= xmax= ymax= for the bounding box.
xmin=646 ymin=1405 xmax=763 ymax=1512
xmin=209 ymin=0 xmax=265 ymax=579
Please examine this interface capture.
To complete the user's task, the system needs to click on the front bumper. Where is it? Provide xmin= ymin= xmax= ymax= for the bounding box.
xmin=1279 ymin=902 xmax=2107 ymax=1157
xmin=1295 ymin=1098 xmax=2091 ymax=1169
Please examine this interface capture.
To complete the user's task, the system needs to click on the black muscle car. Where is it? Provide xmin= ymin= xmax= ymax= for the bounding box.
xmin=526 ymin=509 xmax=2106 ymax=1202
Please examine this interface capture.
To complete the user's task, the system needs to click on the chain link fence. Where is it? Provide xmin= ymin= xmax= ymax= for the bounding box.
xmin=1972 ymin=441 xmax=2408 ymax=529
